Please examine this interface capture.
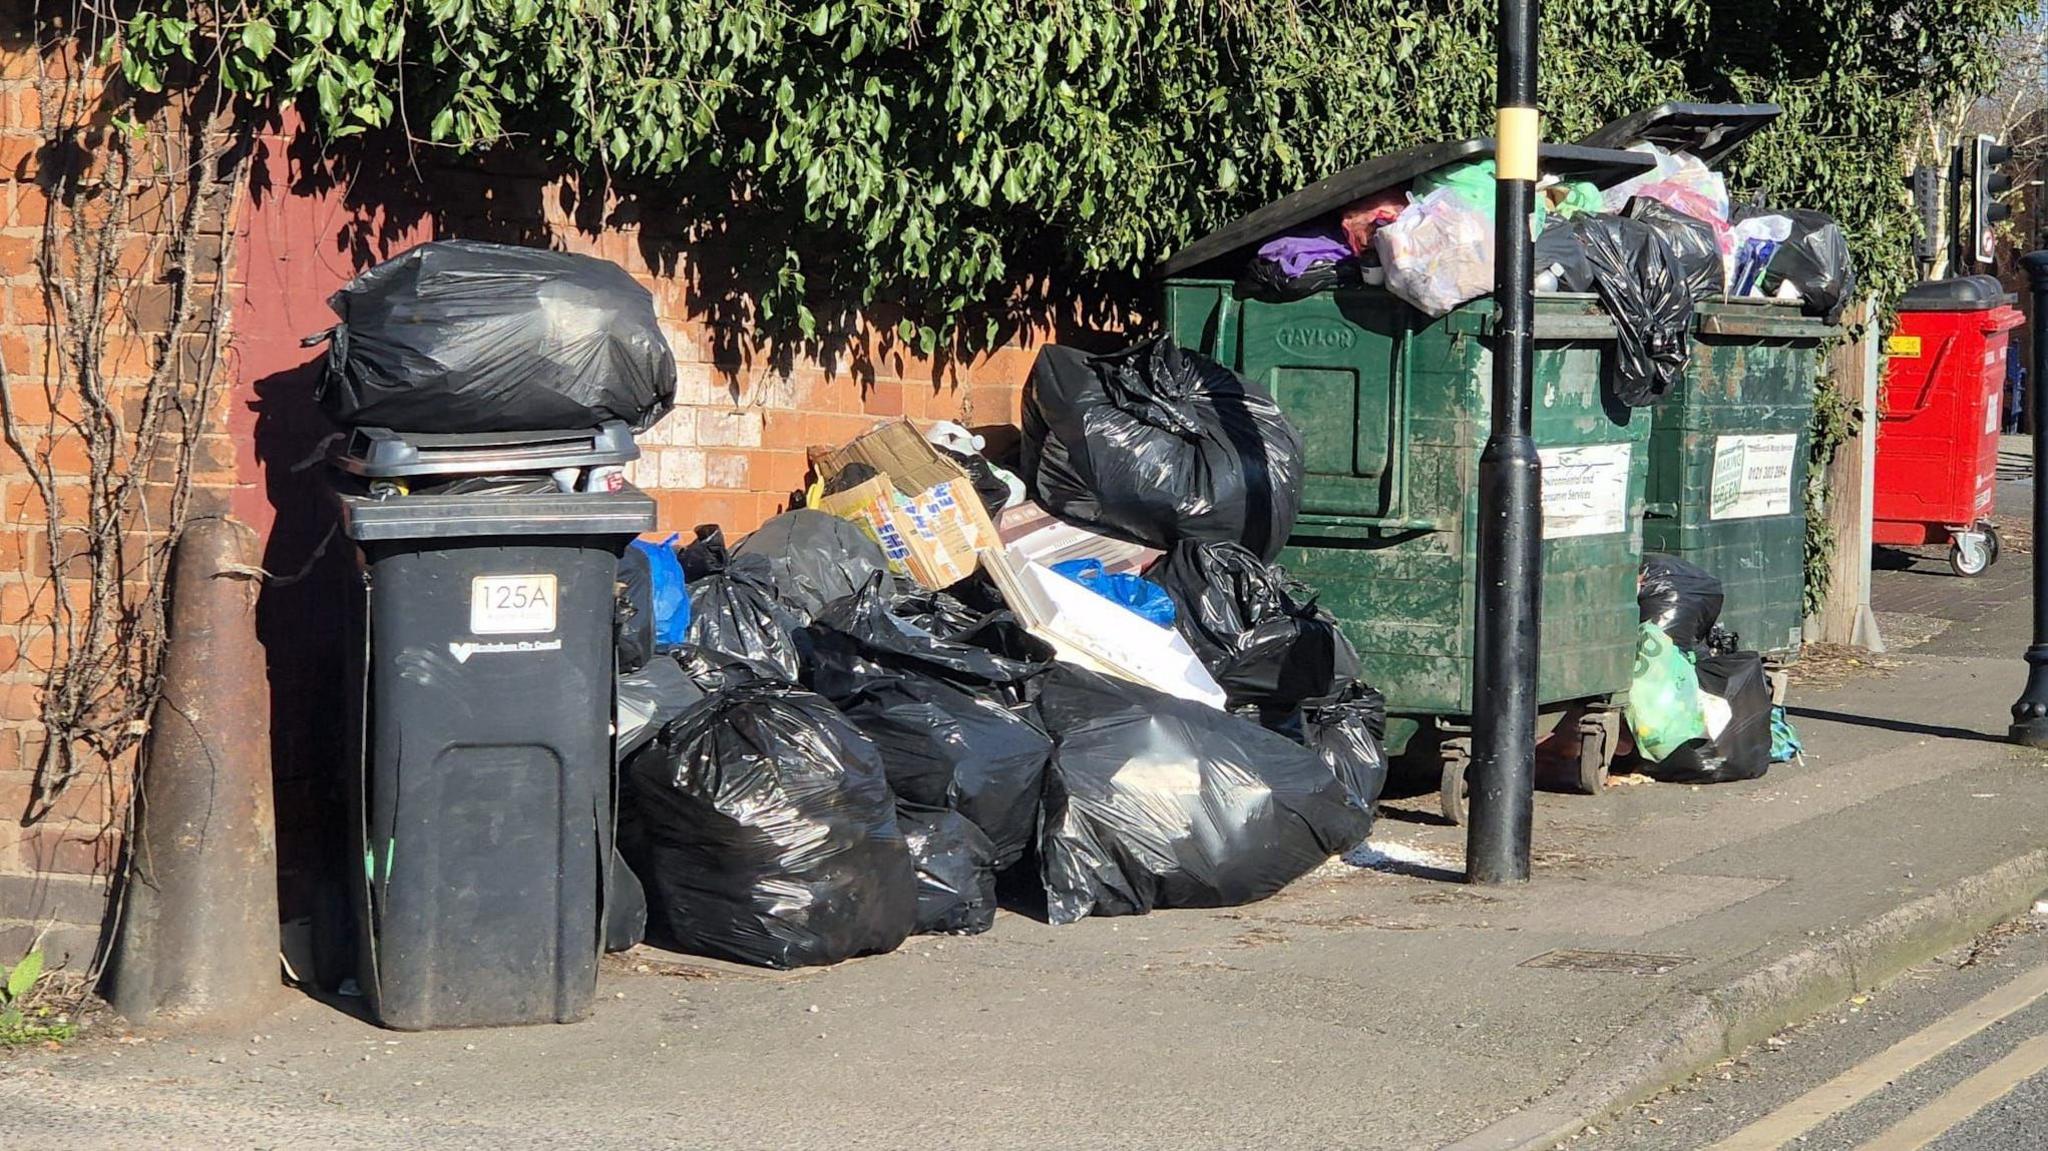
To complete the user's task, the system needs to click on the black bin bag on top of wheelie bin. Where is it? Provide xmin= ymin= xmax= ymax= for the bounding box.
xmin=800 ymin=579 xmax=1052 ymax=871
xmin=1540 ymin=215 xmax=1693 ymax=408
xmin=316 ymin=240 xmax=676 ymax=434
xmin=619 ymin=680 xmax=916 ymax=969
xmin=1022 ymin=338 xmax=1305 ymax=561
xmin=1034 ymin=665 xmax=1373 ymax=925
xmin=1642 ymin=651 xmax=1772 ymax=785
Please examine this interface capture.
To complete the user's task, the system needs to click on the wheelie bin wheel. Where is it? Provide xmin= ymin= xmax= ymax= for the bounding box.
xmin=1950 ymin=530 xmax=1993 ymax=577
xmin=1573 ymin=707 xmax=1619 ymax=795
xmin=1439 ymin=735 xmax=1472 ymax=826
xmin=1986 ymin=524 xmax=2003 ymax=568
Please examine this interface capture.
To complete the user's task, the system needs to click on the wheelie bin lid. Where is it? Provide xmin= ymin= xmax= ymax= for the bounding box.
xmin=1897 ymin=275 xmax=2014 ymax=312
xmin=1157 ymin=137 xmax=1655 ymax=277
xmin=333 ymin=422 xmax=640 ymax=479
xmin=1574 ymin=102 xmax=1783 ymax=169
xmin=336 ymin=486 xmax=657 ymax=541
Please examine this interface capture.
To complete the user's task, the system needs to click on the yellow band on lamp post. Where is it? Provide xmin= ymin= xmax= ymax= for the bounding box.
xmin=1496 ymin=107 xmax=1540 ymax=182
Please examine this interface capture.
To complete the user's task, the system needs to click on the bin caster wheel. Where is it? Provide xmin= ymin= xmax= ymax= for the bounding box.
xmin=1574 ymin=709 xmax=1618 ymax=795
xmin=1986 ymin=525 xmax=2003 ymax=567
xmin=1439 ymin=736 xmax=1471 ymax=826
xmin=1950 ymin=530 xmax=1993 ymax=577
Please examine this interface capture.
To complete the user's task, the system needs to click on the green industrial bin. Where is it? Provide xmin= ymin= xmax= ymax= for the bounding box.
xmin=1159 ymin=134 xmax=1659 ymax=823
xmin=1575 ymin=103 xmax=1827 ymax=663
xmin=1165 ymin=281 xmax=1649 ymax=822
xmin=1642 ymin=301 xmax=1831 ymax=659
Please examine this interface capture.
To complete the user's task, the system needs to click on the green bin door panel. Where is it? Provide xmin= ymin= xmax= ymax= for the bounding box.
xmin=1239 ymin=294 xmax=1399 ymax=518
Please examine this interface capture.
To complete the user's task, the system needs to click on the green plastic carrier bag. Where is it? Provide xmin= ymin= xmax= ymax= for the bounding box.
xmin=1624 ymin=622 xmax=1708 ymax=761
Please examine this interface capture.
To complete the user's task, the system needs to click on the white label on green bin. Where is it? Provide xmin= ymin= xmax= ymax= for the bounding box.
xmin=1539 ymin=442 xmax=1632 ymax=538
xmin=470 ymin=573 xmax=559 ymax=635
xmin=1708 ymin=434 xmax=1797 ymax=520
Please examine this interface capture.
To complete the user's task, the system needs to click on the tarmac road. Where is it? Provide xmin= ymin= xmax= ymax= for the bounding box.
xmin=1575 ymin=915 xmax=2048 ymax=1151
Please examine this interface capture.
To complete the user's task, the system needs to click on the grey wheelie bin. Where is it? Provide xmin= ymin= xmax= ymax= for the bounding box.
xmin=335 ymin=425 xmax=653 ymax=1030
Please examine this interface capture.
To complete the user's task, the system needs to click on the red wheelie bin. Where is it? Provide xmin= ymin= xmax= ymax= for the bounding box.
xmin=1875 ymin=276 xmax=2025 ymax=576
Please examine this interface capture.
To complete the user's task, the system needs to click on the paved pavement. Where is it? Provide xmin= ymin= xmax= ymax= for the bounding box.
xmin=4 ymin=479 xmax=2048 ymax=1149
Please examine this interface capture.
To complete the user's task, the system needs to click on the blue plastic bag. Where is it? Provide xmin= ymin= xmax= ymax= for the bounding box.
xmin=1049 ymin=559 xmax=1176 ymax=627
xmin=1769 ymin=705 xmax=1802 ymax=764
xmin=631 ymin=535 xmax=691 ymax=647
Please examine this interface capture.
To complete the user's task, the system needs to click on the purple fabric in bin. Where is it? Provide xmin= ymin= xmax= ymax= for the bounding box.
xmin=1255 ymin=230 xmax=1354 ymax=277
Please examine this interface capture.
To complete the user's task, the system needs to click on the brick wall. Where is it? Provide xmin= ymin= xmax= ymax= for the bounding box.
xmin=3 ymin=77 xmax=1078 ymax=965
xmin=0 ymin=38 xmax=246 ymax=966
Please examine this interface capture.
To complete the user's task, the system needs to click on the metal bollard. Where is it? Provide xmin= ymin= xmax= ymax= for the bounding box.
xmin=2009 ymin=252 xmax=2048 ymax=746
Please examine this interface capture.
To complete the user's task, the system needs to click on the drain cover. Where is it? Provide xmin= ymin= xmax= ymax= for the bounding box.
xmin=1519 ymin=949 xmax=1693 ymax=976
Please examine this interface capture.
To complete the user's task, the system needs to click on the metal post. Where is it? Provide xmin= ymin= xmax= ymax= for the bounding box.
xmin=2008 ymin=251 xmax=2048 ymax=746
xmin=1467 ymin=0 xmax=1541 ymax=885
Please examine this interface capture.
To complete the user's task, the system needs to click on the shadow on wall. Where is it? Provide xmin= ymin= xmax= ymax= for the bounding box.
xmin=236 ymin=128 xmax=1142 ymax=983
xmin=280 ymin=131 xmax=1138 ymax=393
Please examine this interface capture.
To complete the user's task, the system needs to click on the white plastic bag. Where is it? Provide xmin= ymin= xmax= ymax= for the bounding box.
xmin=1374 ymin=187 xmax=1496 ymax=317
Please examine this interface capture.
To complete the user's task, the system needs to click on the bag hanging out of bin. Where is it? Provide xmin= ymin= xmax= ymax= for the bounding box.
xmin=316 ymin=240 xmax=677 ymax=434
xmin=1022 ymin=339 xmax=1305 ymax=561
xmin=619 ymin=681 xmax=917 ymax=969
xmin=1559 ymin=215 xmax=1694 ymax=407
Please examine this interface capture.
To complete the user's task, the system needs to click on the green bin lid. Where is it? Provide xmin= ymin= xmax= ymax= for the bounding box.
xmin=1574 ymin=102 xmax=1783 ymax=170
xmin=1157 ymin=138 xmax=1654 ymax=277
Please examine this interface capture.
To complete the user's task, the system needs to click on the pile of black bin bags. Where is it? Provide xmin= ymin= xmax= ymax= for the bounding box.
xmin=1633 ymin=554 xmax=1773 ymax=784
xmin=610 ymin=348 xmax=1388 ymax=966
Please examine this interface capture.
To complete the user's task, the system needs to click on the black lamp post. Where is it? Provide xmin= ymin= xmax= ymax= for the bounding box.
xmin=1466 ymin=0 xmax=1542 ymax=885
xmin=2009 ymin=251 xmax=2048 ymax=746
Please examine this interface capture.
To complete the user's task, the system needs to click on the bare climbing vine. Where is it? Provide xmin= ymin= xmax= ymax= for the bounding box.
xmin=2 ymin=9 xmax=251 ymax=831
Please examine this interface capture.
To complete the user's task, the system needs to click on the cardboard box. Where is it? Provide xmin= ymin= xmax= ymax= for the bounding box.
xmin=814 ymin=420 xmax=1002 ymax=589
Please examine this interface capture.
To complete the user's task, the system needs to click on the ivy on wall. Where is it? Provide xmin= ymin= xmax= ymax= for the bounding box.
xmin=108 ymin=1 xmax=2029 ymax=346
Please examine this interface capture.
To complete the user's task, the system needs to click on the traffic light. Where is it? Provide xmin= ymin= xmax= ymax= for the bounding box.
xmin=1973 ymin=134 xmax=2014 ymax=265
xmin=1912 ymin=163 xmax=1941 ymax=274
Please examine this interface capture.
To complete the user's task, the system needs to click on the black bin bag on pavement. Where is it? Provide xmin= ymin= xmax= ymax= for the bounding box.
xmin=801 ymin=579 xmax=1051 ymax=870
xmin=1639 ymin=553 xmax=1725 ymax=651
xmin=1035 ymin=665 xmax=1373 ymax=925
xmin=1146 ymin=540 xmax=1361 ymax=710
xmin=1644 ymin=651 xmax=1771 ymax=784
xmin=616 ymin=654 xmax=706 ymax=758
xmin=1022 ymin=338 xmax=1305 ymax=560
xmin=729 ymin=510 xmax=891 ymax=618
xmin=685 ymin=553 xmax=808 ymax=681
xmin=619 ymin=681 xmax=916 ymax=969
xmin=318 ymin=240 xmax=676 ymax=433
xmin=615 ymin=545 xmax=656 ymax=675
xmin=899 ymin=805 xmax=999 ymax=936
xmin=1305 ymin=686 xmax=1390 ymax=820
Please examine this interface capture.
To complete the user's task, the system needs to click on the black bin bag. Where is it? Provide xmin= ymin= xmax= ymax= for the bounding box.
xmin=1306 ymin=685 xmax=1390 ymax=820
xmin=1627 ymin=198 xmax=1723 ymax=300
xmin=1639 ymin=553 xmax=1725 ymax=651
xmin=1734 ymin=206 xmax=1856 ymax=324
xmin=615 ymin=545 xmax=656 ymax=675
xmin=318 ymin=240 xmax=676 ymax=433
xmin=619 ymin=681 xmax=916 ymax=969
xmin=1146 ymin=540 xmax=1361 ymax=710
xmin=900 ymin=805 xmax=999 ymax=936
xmin=729 ymin=510 xmax=891 ymax=617
xmin=1644 ymin=651 xmax=1771 ymax=784
xmin=802 ymin=579 xmax=1051 ymax=870
xmin=1022 ymin=339 xmax=1305 ymax=560
xmin=685 ymin=553 xmax=808 ymax=681
xmin=1035 ymin=665 xmax=1373 ymax=925
xmin=1569 ymin=216 xmax=1693 ymax=407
